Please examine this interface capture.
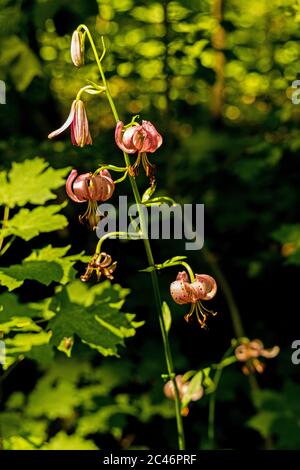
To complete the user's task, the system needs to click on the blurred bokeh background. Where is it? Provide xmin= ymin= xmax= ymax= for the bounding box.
xmin=1 ymin=0 xmax=300 ymax=450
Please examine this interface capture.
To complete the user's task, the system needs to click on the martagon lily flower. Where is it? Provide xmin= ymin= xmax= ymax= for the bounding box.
xmin=48 ymin=99 xmax=92 ymax=147
xmin=115 ymin=120 xmax=162 ymax=183
xmin=235 ymin=339 xmax=280 ymax=375
xmin=170 ymin=271 xmax=217 ymax=328
xmin=66 ymin=168 xmax=115 ymax=227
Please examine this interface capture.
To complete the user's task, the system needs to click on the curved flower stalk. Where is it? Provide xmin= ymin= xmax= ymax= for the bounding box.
xmin=115 ymin=120 xmax=163 ymax=184
xmin=170 ymin=271 xmax=217 ymax=328
xmin=48 ymin=99 xmax=92 ymax=147
xmin=66 ymin=169 xmax=115 ymax=227
xmin=235 ymin=339 xmax=280 ymax=375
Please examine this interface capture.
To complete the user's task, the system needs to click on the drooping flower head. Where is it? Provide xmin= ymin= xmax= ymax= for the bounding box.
xmin=70 ymin=30 xmax=85 ymax=67
xmin=163 ymin=374 xmax=204 ymax=416
xmin=48 ymin=100 xmax=92 ymax=147
xmin=235 ymin=339 xmax=280 ymax=375
xmin=170 ymin=271 xmax=217 ymax=328
xmin=80 ymin=252 xmax=117 ymax=283
xmin=115 ymin=120 xmax=162 ymax=154
xmin=115 ymin=120 xmax=163 ymax=184
xmin=66 ymin=169 xmax=115 ymax=227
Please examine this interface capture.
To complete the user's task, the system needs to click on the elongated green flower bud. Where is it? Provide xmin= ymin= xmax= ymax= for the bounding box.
xmin=71 ymin=30 xmax=84 ymax=67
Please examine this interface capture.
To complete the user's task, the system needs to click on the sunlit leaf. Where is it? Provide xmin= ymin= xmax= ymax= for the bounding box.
xmin=0 ymin=204 xmax=68 ymax=241
xmin=48 ymin=282 xmax=141 ymax=357
xmin=0 ymin=158 xmax=70 ymax=208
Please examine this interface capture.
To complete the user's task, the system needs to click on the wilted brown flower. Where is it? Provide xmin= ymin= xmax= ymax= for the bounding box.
xmin=80 ymin=252 xmax=117 ymax=283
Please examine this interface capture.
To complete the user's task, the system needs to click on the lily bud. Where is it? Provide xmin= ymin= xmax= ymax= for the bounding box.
xmin=71 ymin=30 xmax=85 ymax=67
xmin=48 ymin=100 xmax=92 ymax=147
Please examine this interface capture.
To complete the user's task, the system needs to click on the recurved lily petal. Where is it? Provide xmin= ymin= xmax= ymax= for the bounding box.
xmin=66 ymin=169 xmax=115 ymax=204
xmin=66 ymin=169 xmax=88 ymax=203
xmin=48 ymin=100 xmax=92 ymax=147
xmin=170 ymin=277 xmax=194 ymax=305
xmin=123 ymin=125 xmax=140 ymax=152
xmin=140 ymin=120 xmax=163 ymax=152
xmin=176 ymin=271 xmax=190 ymax=282
xmin=88 ymin=170 xmax=115 ymax=202
xmin=248 ymin=339 xmax=264 ymax=357
xmin=48 ymin=101 xmax=76 ymax=140
xmin=115 ymin=120 xmax=163 ymax=154
xmin=192 ymin=274 xmax=217 ymax=301
xmin=260 ymin=345 xmax=280 ymax=359
xmin=164 ymin=375 xmax=204 ymax=402
xmin=235 ymin=344 xmax=251 ymax=362
xmin=72 ymin=172 xmax=91 ymax=201
xmin=115 ymin=121 xmax=137 ymax=153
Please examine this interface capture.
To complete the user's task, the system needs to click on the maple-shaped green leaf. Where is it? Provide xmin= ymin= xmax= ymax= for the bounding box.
xmin=0 ymin=410 xmax=47 ymax=448
xmin=0 ymin=261 xmax=63 ymax=291
xmin=0 ymin=158 xmax=70 ymax=208
xmin=26 ymin=378 xmax=81 ymax=419
xmin=3 ymin=331 xmax=52 ymax=369
xmin=247 ymin=411 xmax=278 ymax=439
xmin=0 ymin=292 xmax=41 ymax=321
xmin=67 ymin=278 xmax=130 ymax=307
xmin=0 ymin=204 xmax=68 ymax=241
xmin=42 ymin=432 xmax=98 ymax=450
xmin=5 ymin=331 xmax=51 ymax=354
xmin=0 ymin=272 xmax=22 ymax=291
xmin=48 ymin=281 xmax=142 ymax=357
xmin=0 ymin=246 xmax=86 ymax=291
xmin=25 ymin=245 xmax=86 ymax=284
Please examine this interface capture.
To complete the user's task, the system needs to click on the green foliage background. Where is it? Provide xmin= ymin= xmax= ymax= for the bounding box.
xmin=1 ymin=0 xmax=300 ymax=449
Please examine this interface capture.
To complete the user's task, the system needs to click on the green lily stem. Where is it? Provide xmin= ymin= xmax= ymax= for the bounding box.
xmin=76 ymin=85 xmax=104 ymax=100
xmin=93 ymin=164 xmax=128 ymax=175
xmin=95 ymin=231 xmax=142 ymax=254
xmin=180 ymin=262 xmax=195 ymax=282
xmin=83 ymin=27 xmax=185 ymax=449
xmin=208 ymin=348 xmax=236 ymax=448
xmin=0 ymin=236 xmax=16 ymax=257
xmin=0 ymin=206 xmax=10 ymax=254
xmin=150 ymin=260 xmax=195 ymax=283
xmin=114 ymin=170 xmax=128 ymax=184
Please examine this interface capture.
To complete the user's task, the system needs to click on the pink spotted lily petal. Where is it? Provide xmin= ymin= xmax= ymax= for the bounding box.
xmin=48 ymin=101 xmax=76 ymax=140
xmin=170 ymin=271 xmax=194 ymax=305
xmin=115 ymin=121 xmax=137 ymax=153
xmin=192 ymin=274 xmax=217 ymax=301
